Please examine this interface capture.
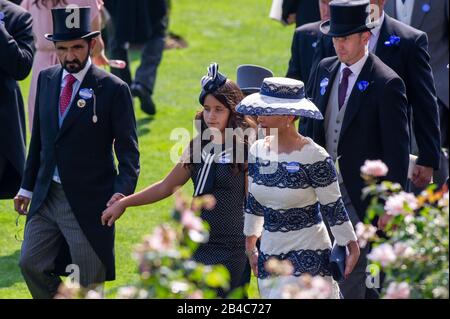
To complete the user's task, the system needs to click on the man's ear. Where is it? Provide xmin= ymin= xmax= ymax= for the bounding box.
xmin=89 ymin=38 xmax=97 ymax=52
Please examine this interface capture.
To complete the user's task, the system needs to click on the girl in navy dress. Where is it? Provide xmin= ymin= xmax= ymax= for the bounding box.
xmin=101 ymin=63 xmax=256 ymax=297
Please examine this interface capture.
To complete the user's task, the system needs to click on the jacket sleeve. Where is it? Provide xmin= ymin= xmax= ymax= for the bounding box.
xmin=0 ymin=9 xmax=33 ymax=80
xmin=21 ymin=73 xmax=43 ymax=192
xmin=111 ymin=83 xmax=140 ymax=196
xmin=379 ymin=77 xmax=410 ymax=188
xmin=286 ymin=29 xmax=302 ymax=80
xmin=406 ymin=32 xmax=441 ymax=169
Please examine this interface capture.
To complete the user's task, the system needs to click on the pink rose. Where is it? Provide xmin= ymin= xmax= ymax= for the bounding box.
xmin=385 ymin=192 xmax=418 ymax=216
xmin=181 ymin=210 xmax=204 ymax=232
xmin=355 ymin=223 xmax=378 ymax=248
xmin=384 ymin=282 xmax=411 ymax=299
xmin=367 ymin=243 xmax=397 ymax=267
xmin=361 ymin=160 xmax=389 ymax=177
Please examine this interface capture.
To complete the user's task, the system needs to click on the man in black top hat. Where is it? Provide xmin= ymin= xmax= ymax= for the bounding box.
xmin=310 ymin=0 xmax=441 ymax=192
xmin=14 ymin=6 xmax=140 ymax=298
xmin=307 ymin=0 xmax=410 ymax=299
xmin=0 ymin=0 xmax=33 ymax=200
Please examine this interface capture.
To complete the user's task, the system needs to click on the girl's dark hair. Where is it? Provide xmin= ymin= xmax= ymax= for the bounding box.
xmin=183 ymin=80 xmax=256 ymax=175
xmin=33 ymin=0 xmax=68 ymax=9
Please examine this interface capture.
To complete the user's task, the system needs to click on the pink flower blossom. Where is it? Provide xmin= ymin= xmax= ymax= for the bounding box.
xmin=367 ymin=243 xmax=397 ymax=267
xmin=393 ymin=242 xmax=415 ymax=259
xmin=355 ymin=223 xmax=378 ymax=248
xmin=384 ymin=282 xmax=411 ymax=299
xmin=384 ymin=192 xmax=418 ymax=216
xmin=143 ymin=225 xmax=177 ymax=252
xmin=265 ymin=258 xmax=294 ymax=276
xmin=361 ymin=160 xmax=389 ymax=177
xmin=181 ymin=210 xmax=204 ymax=232
xmin=187 ymin=290 xmax=204 ymax=299
xmin=281 ymin=275 xmax=333 ymax=299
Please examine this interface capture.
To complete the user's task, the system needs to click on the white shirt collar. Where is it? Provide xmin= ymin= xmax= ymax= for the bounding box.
xmin=61 ymin=57 xmax=92 ymax=84
xmin=370 ymin=11 xmax=385 ymax=40
xmin=339 ymin=49 xmax=369 ymax=79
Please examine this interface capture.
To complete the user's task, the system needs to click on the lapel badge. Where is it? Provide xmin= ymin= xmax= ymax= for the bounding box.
xmin=320 ymin=77 xmax=329 ymax=96
xmin=79 ymin=88 xmax=94 ymax=100
xmin=77 ymin=99 xmax=86 ymax=108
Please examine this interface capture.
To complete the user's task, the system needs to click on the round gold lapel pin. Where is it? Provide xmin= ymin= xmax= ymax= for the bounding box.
xmin=77 ymin=99 xmax=86 ymax=108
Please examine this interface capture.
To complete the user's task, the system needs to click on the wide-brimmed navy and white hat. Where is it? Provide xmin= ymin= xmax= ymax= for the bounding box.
xmin=236 ymin=77 xmax=323 ymax=120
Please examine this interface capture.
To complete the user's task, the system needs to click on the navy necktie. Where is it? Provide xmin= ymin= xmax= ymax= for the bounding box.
xmin=338 ymin=67 xmax=352 ymax=110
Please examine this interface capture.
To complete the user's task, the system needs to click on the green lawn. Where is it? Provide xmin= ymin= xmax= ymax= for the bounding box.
xmin=0 ymin=0 xmax=293 ymax=299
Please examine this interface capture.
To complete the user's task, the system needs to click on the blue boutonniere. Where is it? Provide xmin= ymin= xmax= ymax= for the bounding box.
xmin=422 ymin=3 xmax=431 ymax=13
xmin=0 ymin=12 xmax=5 ymax=25
xmin=384 ymin=35 xmax=401 ymax=47
xmin=357 ymin=81 xmax=370 ymax=92
xmin=320 ymin=77 xmax=329 ymax=96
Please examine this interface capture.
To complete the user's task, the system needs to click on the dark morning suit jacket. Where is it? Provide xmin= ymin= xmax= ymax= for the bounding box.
xmin=385 ymin=0 xmax=449 ymax=148
xmin=286 ymin=21 xmax=322 ymax=84
xmin=22 ymin=64 xmax=140 ymax=280
xmin=307 ymin=54 xmax=410 ymax=221
xmin=311 ymin=13 xmax=441 ymax=170
xmin=0 ymin=0 xmax=33 ymax=198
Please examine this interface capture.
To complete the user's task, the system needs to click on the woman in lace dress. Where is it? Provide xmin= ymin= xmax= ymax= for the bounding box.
xmin=236 ymin=77 xmax=360 ymax=299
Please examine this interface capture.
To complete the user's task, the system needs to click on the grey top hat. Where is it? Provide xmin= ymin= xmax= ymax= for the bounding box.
xmin=236 ymin=64 xmax=274 ymax=95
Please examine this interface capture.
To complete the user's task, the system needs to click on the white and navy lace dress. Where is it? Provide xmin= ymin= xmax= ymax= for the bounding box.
xmin=244 ymin=137 xmax=357 ymax=299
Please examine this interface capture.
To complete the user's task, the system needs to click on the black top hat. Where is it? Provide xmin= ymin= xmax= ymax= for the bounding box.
xmin=45 ymin=7 xmax=100 ymax=42
xmin=320 ymin=0 xmax=375 ymax=37
xmin=236 ymin=65 xmax=274 ymax=95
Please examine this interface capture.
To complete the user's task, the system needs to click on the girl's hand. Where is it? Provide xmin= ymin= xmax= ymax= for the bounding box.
xmin=344 ymin=241 xmax=360 ymax=280
xmin=101 ymin=201 xmax=126 ymax=227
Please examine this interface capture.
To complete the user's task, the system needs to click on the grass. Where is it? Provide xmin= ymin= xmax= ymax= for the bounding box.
xmin=0 ymin=0 xmax=293 ymax=299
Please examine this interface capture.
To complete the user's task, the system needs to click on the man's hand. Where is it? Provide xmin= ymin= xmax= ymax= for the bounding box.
xmin=106 ymin=193 xmax=125 ymax=207
xmin=14 ymin=195 xmax=31 ymax=215
xmin=411 ymin=164 xmax=434 ymax=188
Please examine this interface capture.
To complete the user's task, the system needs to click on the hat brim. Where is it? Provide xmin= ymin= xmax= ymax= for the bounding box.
xmin=320 ymin=20 xmax=372 ymax=37
xmin=241 ymin=87 xmax=261 ymax=95
xmin=44 ymin=31 xmax=101 ymax=42
xmin=236 ymin=93 xmax=323 ymax=120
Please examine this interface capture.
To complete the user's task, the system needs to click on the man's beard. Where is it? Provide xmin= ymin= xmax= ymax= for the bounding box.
xmin=62 ymin=56 xmax=89 ymax=73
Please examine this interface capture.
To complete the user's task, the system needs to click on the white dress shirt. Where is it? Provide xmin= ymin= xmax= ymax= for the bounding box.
xmin=338 ymin=50 xmax=370 ymax=109
xmin=369 ymin=11 xmax=385 ymax=53
xmin=396 ymin=0 xmax=415 ymax=25
xmin=18 ymin=58 xmax=92 ymax=199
